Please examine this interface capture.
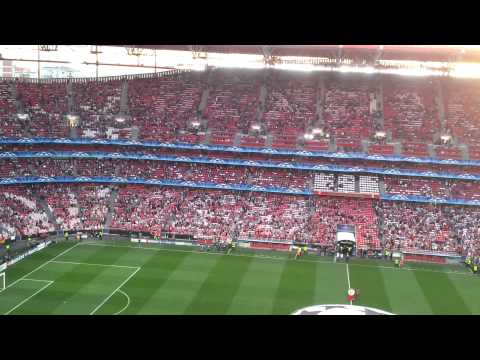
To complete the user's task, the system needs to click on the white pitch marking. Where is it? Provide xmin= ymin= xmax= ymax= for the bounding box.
xmin=90 ymin=267 xmax=141 ymax=315
xmin=4 ymin=280 xmax=53 ymax=315
xmin=51 ymin=260 xmax=139 ymax=269
xmin=346 ymin=263 xmax=352 ymax=305
xmin=114 ymin=289 xmax=131 ymax=315
xmin=22 ymin=278 xmax=53 ymax=283
xmin=4 ymin=242 xmax=81 ymax=291
xmin=80 ymin=242 xmax=474 ymax=277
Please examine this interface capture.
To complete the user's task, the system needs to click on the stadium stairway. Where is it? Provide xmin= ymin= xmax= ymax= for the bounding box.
xmin=70 ymin=187 xmax=84 ymax=229
xmin=67 ymin=81 xmax=75 ymax=114
xmin=104 ymin=186 xmax=119 ymax=231
xmin=130 ymin=126 xmax=140 ymax=141
xmin=203 ymin=128 xmax=212 ymax=144
xmin=265 ymin=133 xmax=273 ymax=148
xmin=361 ymin=139 xmax=369 ymax=153
xmin=233 ymin=133 xmax=242 ymax=147
xmin=460 ymin=144 xmax=469 ymax=160
xmin=377 ymin=80 xmax=385 ymax=124
xmin=198 ymin=88 xmax=210 ymax=112
xmin=10 ymin=82 xmax=22 ymax=114
xmin=256 ymin=83 xmax=267 ymax=122
xmin=316 ymin=78 xmax=324 ymax=124
xmin=435 ymin=78 xmax=447 ymax=131
xmin=378 ymin=178 xmax=386 ymax=195
xmin=69 ymin=126 xmax=78 ymax=139
xmin=27 ymin=162 xmax=38 ymax=177
xmin=393 ymin=142 xmax=402 ymax=156
xmin=355 ymin=176 xmax=360 ymax=192
xmin=463 ymin=144 xmax=471 ymax=160
xmin=32 ymin=191 xmax=60 ymax=232
xmin=373 ymin=83 xmax=385 ymax=131
xmin=119 ymin=80 xmax=129 ymax=115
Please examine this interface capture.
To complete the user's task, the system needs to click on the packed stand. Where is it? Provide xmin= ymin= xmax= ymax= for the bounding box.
xmin=111 ymin=186 xmax=244 ymax=242
xmin=443 ymin=79 xmax=480 ymax=148
xmin=129 ymin=72 xmax=205 ymax=143
xmin=383 ymin=76 xmax=439 ymax=144
xmin=385 ymin=177 xmax=450 ymax=198
xmin=204 ymin=70 xmax=261 ymax=136
xmin=323 ymin=76 xmax=375 ymax=152
xmin=0 ymin=159 xmax=36 ymax=178
xmin=237 ymin=193 xmax=313 ymax=243
xmin=0 ymin=82 xmax=24 ymax=138
xmin=75 ymin=185 xmax=112 ymax=230
xmin=377 ymin=201 xmax=479 ymax=254
xmin=35 ymin=185 xmax=82 ymax=231
xmin=0 ymin=186 xmax=54 ymax=242
xmin=16 ymin=82 xmax=70 ymax=138
xmin=310 ymin=197 xmax=380 ymax=249
xmin=73 ymin=80 xmax=125 ymax=139
xmin=263 ymin=73 xmax=316 ymax=137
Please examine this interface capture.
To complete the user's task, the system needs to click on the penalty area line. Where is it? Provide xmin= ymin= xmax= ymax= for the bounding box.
xmin=89 ymin=267 xmax=141 ymax=315
xmin=51 ymin=260 xmax=139 ymax=269
xmin=4 ymin=280 xmax=54 ymax=315
xmin=5 ymin=242 xmax=81 ymax=291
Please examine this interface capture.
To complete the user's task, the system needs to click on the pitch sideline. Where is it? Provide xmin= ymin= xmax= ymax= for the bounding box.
xmin=81 ymin=241 xmax=474 ymax=278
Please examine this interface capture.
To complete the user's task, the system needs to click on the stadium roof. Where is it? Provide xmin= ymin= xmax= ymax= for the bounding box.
xmin=126 ymin=45 xmax=480 ymax=62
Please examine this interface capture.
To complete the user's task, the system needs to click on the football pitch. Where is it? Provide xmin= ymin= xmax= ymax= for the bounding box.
xmin=1 ymin=239 xmax=479 ymax=315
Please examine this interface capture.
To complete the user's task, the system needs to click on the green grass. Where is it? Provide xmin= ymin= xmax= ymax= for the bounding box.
xmin=1 ymin=239 xmax=479 ymax=315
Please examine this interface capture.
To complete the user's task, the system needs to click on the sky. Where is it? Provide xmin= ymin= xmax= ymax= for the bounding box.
xmin=1 ymin=45 xmax=480 ymax=79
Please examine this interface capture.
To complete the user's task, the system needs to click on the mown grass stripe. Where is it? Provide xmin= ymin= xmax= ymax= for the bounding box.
xmin=271 ymin=260 xmax=316 ymax=315
xmin=4 ymin=242 xmax=79 ymax=287
xmin=118 ymin=250 xmax=190 ymax=314
xmin=414 ymin=270 xmax=471 ymax=315
xmin=349 ymin=262 xmax=392 ymax=312
xmin=11 ymin=245 xmax=132 ymax=315
xmin=183 ymin=254 xmax=254 ymax=315
xmin=137 ymin=252 xmax=222 ymax=314
xmin=379 ymin=268 xmax=432 ymax=315
xmin=447 ymin=272 xmax=480 ymax=314
xmin=226 ymin=258 xmax=287 ymax=315
xmin=314 ymin=262 xmax=349 ymax=306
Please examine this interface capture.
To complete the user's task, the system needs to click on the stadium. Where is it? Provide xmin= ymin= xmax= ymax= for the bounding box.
xmin=0 ymin=45 xmax=480 ymax=315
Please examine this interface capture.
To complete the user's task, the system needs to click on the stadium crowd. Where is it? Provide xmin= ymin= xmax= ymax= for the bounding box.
xmin=2 ymin=71 xmax=480 ymax=161
xmin=3 ymin=70 xmax=480 ymax=264
xmin=4 ymin=157 xmax=480 ymax=202
xmin=0 ymin=183 xmax=480 ymax=258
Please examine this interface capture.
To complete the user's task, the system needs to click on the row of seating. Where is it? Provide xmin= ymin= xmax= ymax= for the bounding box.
xmin=4 ymin=72 xmax=480 ymax=159
xmin=6 ymin=158 xmax=480 ymax=200
xmin=3 ymin=183 xmax=480 ymax=255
